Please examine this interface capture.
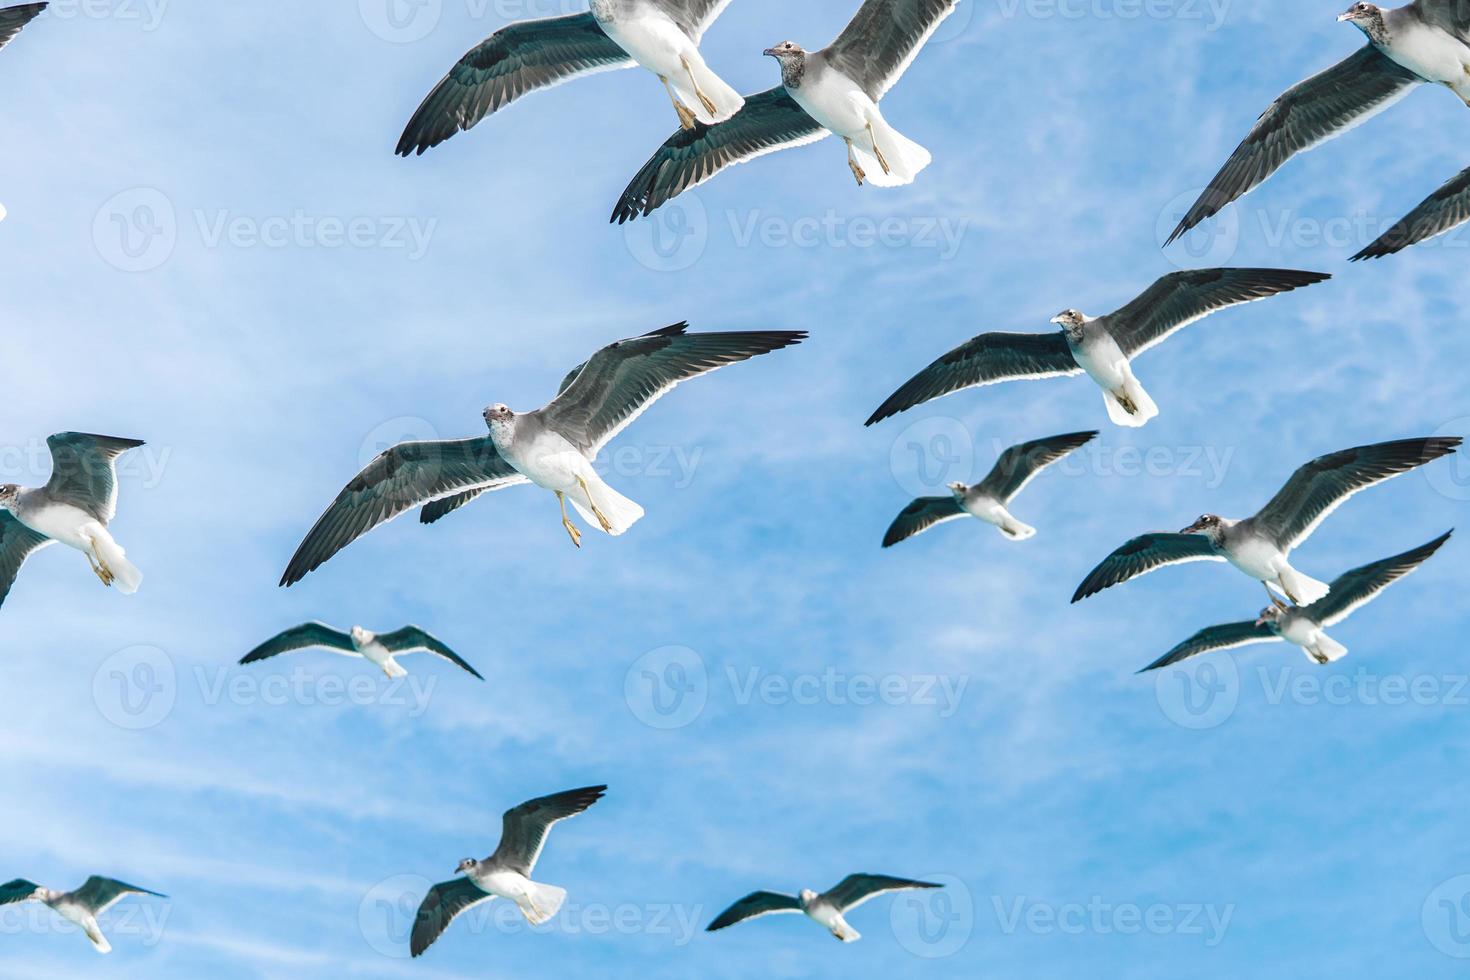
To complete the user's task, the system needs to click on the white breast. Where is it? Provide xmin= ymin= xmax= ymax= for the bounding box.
xmin=1226 ymin=535 xmax=1284 ymax=581
xmin=597 ymin=8 xmax=691 ymax=76
xmin=18 ymin=501 xmax=96 ymax=551
xmin=1071 ymin=330 xmax=1130 ymax=390
xmin=1386 ymin=21 xmax=1470 ymax=85
xmin=789 ymin=68 xmax=875 ymax=137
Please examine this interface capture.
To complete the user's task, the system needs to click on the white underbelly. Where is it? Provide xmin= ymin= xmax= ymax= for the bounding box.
xmin=1072 ymin=336 xmax=1129 ymax=391
xmin=961 ymin=495 xmax=1008 ymax=527
xmin=1383 ymin=26 xmax=1470 ymax=86
xmin=804 ymin=903 xmax=841 ymax=930
xmin=501 ymin=436 xmax=588 ymax=494
xmin=357 ymin=640 xmax=391 ymax=668
xmin=790 ymin=71 xmax=876 ymax=137
xmin=475 ymin=870 xmax=531 ymax=901
xmin=1280 ymin=618 xmax=1320 ymax=649
xmin=19 ymin=502 xmax=97 ymax=551
xmin=1227 ymin=538 xmax=1283 ymax=581
xmin=597 ymin=11 xmax=691 ymax=76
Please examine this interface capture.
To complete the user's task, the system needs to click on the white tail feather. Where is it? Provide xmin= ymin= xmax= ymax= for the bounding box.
xmin=86 ymin=525 xmax=142 ymax=595
xmin=832 ymin=918 xmax=861 ymax=943
xmin=85 ymin=922 xmax=111 ymax=954
xmin=670 ymin=53 xmax=744 ymax=124
xmin=851 ymin=116 xmax=932 ymax=187
xmin=569 ymin=475 xmax=645 ymax=537
xmin=1307 ymin=633 xmax=1349 ymax=663
xmin=516 ymin=881 xmax=567 ymax=926
xmin=1103 ymin=376 xmax=1159 ymax=428
xmin=382 ymin=658 xmax=408 ymax=679
xmin=1279 ymin=564 xmax=1331 ymax=606
xmin=1000 ymin=519 xmax=1037 ymax=541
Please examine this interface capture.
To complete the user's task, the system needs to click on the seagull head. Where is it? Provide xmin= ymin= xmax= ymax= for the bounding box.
xmin=1050 ymin=309 xmax=1087 ymax=339
xmin=798 ymin=888 xmax=818 ymax=906
xmin=456 ymin=858 xmax=478 ymax=875
xmin=947 ymin=481 xmax=969 ymax=494
xmin=1180 ymin=513 xmax=1223 ymax=535
xmin=483 ymin=404 xmax=515 ymax=427
xmin=1338 ymin=3 xmax=1385 ymax=38
xmin=349 ymin=625 xmax=371 ymax=647
xmin=762 ymin=40 xmax=806 ymax=61
xmin=1255 ymin=605 xmax=1287 ymax=628
xmin=0 ymin=484 xmax=18 ymax=509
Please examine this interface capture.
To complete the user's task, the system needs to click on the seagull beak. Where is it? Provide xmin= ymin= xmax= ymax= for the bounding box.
xmin=1337 ymin=10 xmax=1355 ymax=21
xmin=1180 ymin=520 xmax=1205 ymax=534
xmin=762 ymin=47 xmax=777 ymax=56
xmin=1049 ymin=315 xmax=1065 ymax=325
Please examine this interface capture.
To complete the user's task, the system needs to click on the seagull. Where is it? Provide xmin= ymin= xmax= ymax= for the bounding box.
xmin=707 ymin=874 xmax=940 ymax=942
xmin=239 ymin=622 xmax=483 ymax=680
xmin=0 ymin=2 xmax=45 ymax=52
xmin=1073 ymin=437 xmax=1461 ymax=606
xmin=1352 ymin=164 xmax=1470 ymax=259
xmin=865 ymin=268 xmax=1329 ymax=429
xmin=410 ymin=785 xmax=606 ymax=957
xmin=396 ymin=1 xmax=744 ymax=156
xmin=883 ymin=431 xmax=1097 ymax=547
xmin=0 ymin=433 xmax=145 ymax=609
xmin=280 ymin=322 xmax=804 ymax=586
xmin=1167 ymin=2 xmax=1470 ymax=244
xmin=0 ymin=876 xmax=165 ymax=954
xmin=611 ymin=0 xmax=962 ymax=222
xmin=1141 ymin=530 xmax=1451 ymax=670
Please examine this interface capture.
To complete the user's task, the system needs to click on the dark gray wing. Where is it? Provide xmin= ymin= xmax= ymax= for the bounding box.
xmin=1352 ymin=166 xmax=1470 ymax=260
xmin=1139 ymin=621 xmax=1278 ymax=672
xmin=1072 ymin=533 xmax=1224 ymax=603
xmin=865 ymin=332 xmax=1080 ymax=426
xmin=0 ymin=879 xmax=40 ymax=905
xmin=376 ymin=626 xmax=484 ymax=680
xmin=611 ymin=87 xmax=826 ymax=222
xmin=490 ymin=785 xmax=606 ymax=877
xmin=538 ymin=323 xmax=806 ymax=455
xmin=69 ymin=876 xmax=166 ymax=914
xmin=822 ymin=0 xmax=960 ymax=101
xmin=1252 ymin=437 xmax=1462 ymax=550
xmin=281 ymin=437 xmax=528 ymax=587
xmin=1415 ymin=0 xmax=1470 ymax=39
xmin=978 ymin=431 xmax=1098 ymax=503
xmin=396 ymin=13 xmax=634 ymax=156
xmin=43 ymin=432 xmax=145 ymax=523
xmin=418 ymin=487 xmax=488 ymax=525
xmin=1305 ymin=530 xmax=1452 ymax=627
xmin=705 ymin=890 xmax=802 ymax=931
xmin=239 ymin=622 xmax=356 ymax=665
xmin=1105 ymin=269 xmax=1330 ymax=359
xmin=0 ymin=512 xmax=52 ymax=609
xmin=822 ymin=873 xmax=940 ymax=913
xmin=649 ymin=0 xmax=734 ymax=39
xmin=410 ymin=878 xmax=493 ymax=958
xmin=1167 ymin=46 xmax=1421 ymax=243
xmin=0 ymin=2 xmax=45 ymax=50
xmin=882 ymin=496 xmax=966 ymax=548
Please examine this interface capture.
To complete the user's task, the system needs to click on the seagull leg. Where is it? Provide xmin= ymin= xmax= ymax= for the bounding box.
xmin=660 ymin=75 xmax=698 ymax=131
xmin=1263 ymin=582 xmax=1288 ymax=610
xmin=865 ymin=122 xmax=891 ymax=176
xmin=556 ymin=491 xmax=582 ymax=549
xmin=85 ymin=534 xmax=115 ymax=586
xmin=575 ymin=476 xmax=615 ymax=534
xmin=844 ymin=139 xmax=865 ymax=186
xmin=681 ymin=56 xmax=719 ymax=117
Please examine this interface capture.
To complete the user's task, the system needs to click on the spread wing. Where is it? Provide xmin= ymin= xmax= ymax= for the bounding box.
xmin=1352 ymin=166 xmax=1470 ymax=260
xmin=43 ymin=432 xmax=144 ymax=524
xmin=1072 ymin=533 xmax=1224 ymax=603
xmin=410 ymin=878 xmax=493 ymax=958
xmin=0 ymin=2 xmax=45 ymax=50
xmin=0 ymin=512 xmax=52 ymax=610
xmin=649 ymin=0 xmax=735 ymax=40
xmin=865 ymin=332 xmax=1080 ymax=426
xmin=705 ymin=890 xmax=802 ymax=931
xmin=1167 ymin=46 xmax=1421 ymax=243
xmin=0 ymin=879 xmax=40 ymax=905
xmin=1252 ymin=437 xmax=1462 ymax=550
xmin=978 ymin=430 xmax=1098 ymax=503
xmin=881 ymin=496 xmax=966 ymax=548
xmin=822 ymin=873 xmax=940 ymax=913
xmin=239 ymin=622 xmax=356 ymax=665
xmin=1139 ymin=621 xmax=1278 ymax=672
xmin=69 ymin=876 xmax=166 ymax=915
xmin=611 ymin=87 xmax=826 ymax=223
xmin=537 ymin=322 xmax=805 ymax=455
xmin=490 ymin=785 xmax=606 ymax=877
xmin=376 ymin=626 xmax=484 ymax=680
xmin=823 ymin=0 xmax=961 ymax=101
xmin=1415 ymin=0 xmax=1470 ymax=39
xmin=418 ymin=487 xmax=489 ymax=525
xmin=396 ymin=13 xmax=633 ymax=156
xmin=280 ymin=437 xmax=527 ymax=587
xmin=1305 ymin=530 xmax=1453 ymax=627
xmin=1105 ymin=268 xmax=1330 ymax=359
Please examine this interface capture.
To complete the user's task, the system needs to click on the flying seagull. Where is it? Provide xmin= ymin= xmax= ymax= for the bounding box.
xmin=865 ymin=268 xmax=1329 ymax=428
xmin=612 ymin=0 xmax=962 ymax=222
xmin=281 ymin=322 xmax=804 ymax=586
xmin=0 ymin=876 xmax=165 ymax=954
xmin=0 ymin=433 xmax=145 ymax=609
xmin=1073 ymin=437 xmax=1461 ymax=606
xmin=0 ymin=2 xmax=45 ymax=51
xmin=1167 ymin=2 xmax=1470 ymax=244
xmin=707 ymin=874 xmax=940 ymax=942
xmin=1142 ymin=530 xmax=1451 ymax=670
xmin=411 ymin=785 xmax=606 ymax=956
xmin=396 ymin=1 xmax=743 ymax=156
xmin=1352 ymin=164 xmax=1470 ymax=259
xmin=239 ymin=622 xmax=483 ymax=680
xmin=883 ymin=431 xmax=1097 ymax=547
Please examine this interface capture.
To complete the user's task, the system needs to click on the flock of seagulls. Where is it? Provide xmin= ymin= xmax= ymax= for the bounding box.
xmin=2 ymin=0 xmax=1463 ymax=962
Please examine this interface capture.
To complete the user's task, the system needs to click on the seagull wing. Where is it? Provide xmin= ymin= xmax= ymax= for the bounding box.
xmin=1167 ymin=45 xmax=1421 ymax=244
xmin=396 ymin=13 xmax=634 ymax=156
xmin=1072 ymin=533 xmax=1224 ymax=603
xmin=1414 ymin=0 xmax=1470 ymax=40
xmin=536 ymin=322 xmax=806 ymax=456
xmin=705 ymin=890 xmax=802 ymax=931
xmin=1251 ymin=438 xmax=1463 ymax=550
xmin=865 ymin=331 xmax=1080 ymax=426
xmin=410 ymin=877 xmax=493 ymax=958
xmin=1304 ymin=530 xmax=1453 ymax=628
xmin=978 ymin=430 xmax=1098 ymax=503
xmin=376 ymin=626 xmax=484 ymax=680
xmin=1105 ymin=268 xmax=1330 ymax=359
xmin=823 ymin=0 xmax=961 ymax=101
xmin=489 ymin=785 xmax=607 ymax=877
xmin=1352 ymin=166 xmax=1470 ymax=260
xmin=882 ymin=496 xmax=966 ymax=548
xmin=0 ymin=512 xmax=52 ymax=609
xmin=239 ymin=622 xmax=356 ymax=665
xmin=1139 ymin=621 xmax=1278 ymax=672
xmin=68 ymin=876 xmax=166 ymax=915
xmin=418 ymin=487 xmax=489 ymax=525
xmin=0 ymin=2 xmax=44 ymax=50
xmin=280 ymin=437 xmax=527 ymax=587
xmin=822 ymin=873 xmax=941 ymax=913
xmin=611 ymin=87 xmax=827 ymax=222
xmin=43 ymin=432 xmax=145 ymax=524
xmin=648 ymin=0 xmax=735 ymax=39
xmin=0 ymin=879 xmax=41 ymax=905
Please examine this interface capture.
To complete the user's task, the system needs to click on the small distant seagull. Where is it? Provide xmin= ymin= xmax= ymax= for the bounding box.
xmin=866 ymin=269 xmax=1328 ymax=428
xmin=0 ymin=876 xmax=165 ymax=954
xmin=0 ymin=433 xmax=145 ymax=609
xmin=707 ymin=874 xmax=940 ymax=942
xmin=239 ymin=622 xmax=483 ymax=680
xmin=396 ymin=1 xmax=743 ymax=156
xmin=281 ymin=322 xmax=804 ymax=586
xmin=612 ymin=0 xmax=962 ymax=222
xmin=1352 ymin=164 xmax=1470 ymax=259
xmin=0 ymin=3 xmax=46 ymax=52
xmin=1168 ymin=2 xmax=1470 ymax=243
xmin=1073 ymin=437 xmax=1461 ymax=606
xmin=1142 ymin=530 xmax=1451 ymax=670
xmin=411 ymin=785 xmax=606 ymax=957
xmin=883 ymin=431 xmax=1097 ymax=547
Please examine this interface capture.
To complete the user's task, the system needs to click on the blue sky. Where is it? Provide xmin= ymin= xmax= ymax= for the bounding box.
xmin=1 ymin=0 xmax=1468 ymax=976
